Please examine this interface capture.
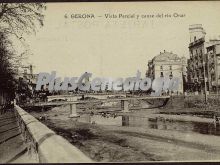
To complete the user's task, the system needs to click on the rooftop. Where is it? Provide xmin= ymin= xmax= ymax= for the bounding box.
xmin=152 ymin=51 xmax=181 ymax=62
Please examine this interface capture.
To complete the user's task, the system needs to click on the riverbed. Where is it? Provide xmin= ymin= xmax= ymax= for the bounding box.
xmin=30 ymin=105 xmax=220 ymax=162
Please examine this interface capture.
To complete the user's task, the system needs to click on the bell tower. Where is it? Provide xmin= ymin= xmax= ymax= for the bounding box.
xmin=189 ymin=24 xmax=206 ymax=43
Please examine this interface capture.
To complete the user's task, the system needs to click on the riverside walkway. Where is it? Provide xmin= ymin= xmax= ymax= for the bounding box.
xmin=0 ymin=106 xmax=92 ymax=163
xmin=0 ymin=110 xmax=35 ymax=163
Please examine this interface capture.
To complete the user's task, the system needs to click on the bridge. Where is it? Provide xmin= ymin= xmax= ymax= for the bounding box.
xmin=46 ymin=93 xmax=127 ymax=102
xmin=22 ymin=95 xmax=170 ymax=118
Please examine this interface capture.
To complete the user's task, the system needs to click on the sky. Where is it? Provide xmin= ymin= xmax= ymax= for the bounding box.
xmin=18 ymin=1 xmax=220 ymax=79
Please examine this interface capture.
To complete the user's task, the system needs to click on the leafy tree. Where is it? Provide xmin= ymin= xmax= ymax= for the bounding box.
xmin=0 ymin=3 xmax=46 ymax=102
xmin=0 ymin=3 xmax=46 ymax=39
xmin=0 ymin=32 xmax=17 ymax=97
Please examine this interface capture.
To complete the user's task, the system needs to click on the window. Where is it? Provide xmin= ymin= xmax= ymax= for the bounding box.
xmin=160 ymin=66 xmax=163 ymax=70
xmin=160 ymin=72 xmax=164 ymax=77
xmin=212 ymin=76 xmax=215 ymax=81
xmin=194 ymin=36 xmax=196 ymax=41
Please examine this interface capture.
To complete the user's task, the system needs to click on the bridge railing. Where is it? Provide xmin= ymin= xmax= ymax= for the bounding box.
xmin=14 ymin=105 xmax=92 ymax=163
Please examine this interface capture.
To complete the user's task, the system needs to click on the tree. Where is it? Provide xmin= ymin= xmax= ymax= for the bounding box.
xmin=0 ymin=3 xmax=46 ymax=39
xmin=0 ymin=3 xmax=46 ymax=102
xmin=0 ymin=32 xmax=17 ymax=97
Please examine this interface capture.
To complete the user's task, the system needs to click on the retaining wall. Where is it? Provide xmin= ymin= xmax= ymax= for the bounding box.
xmin=14 ymin=105 xmax=92 ymax=163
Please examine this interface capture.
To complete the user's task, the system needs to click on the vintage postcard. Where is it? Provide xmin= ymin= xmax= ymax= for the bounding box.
xmin=1 ymin=1 xmax=220 ymax=163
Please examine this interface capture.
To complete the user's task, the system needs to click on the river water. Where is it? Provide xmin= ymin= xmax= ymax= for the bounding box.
xmin=30 ymin=106 xmax=220 ymax=161
xmin=30 ymin=104 xmax=220 ymax=136
xmin=76 ymin=112 xmax=220 ymax=136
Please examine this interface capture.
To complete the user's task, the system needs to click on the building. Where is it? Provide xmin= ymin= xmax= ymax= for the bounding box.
xmin=147 ymin=50 xmax=187 ymax=94
xmin=22 ymin=65 xmax=38 ymax=92
xmin=187 ymin=24 xmax=220 ymax=93
xmin=207 ymin=44 xmax=220 ymax=92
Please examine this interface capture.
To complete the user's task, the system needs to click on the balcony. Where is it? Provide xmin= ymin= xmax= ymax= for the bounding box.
xmin=189 ymin=37 xmax=205 ymax=48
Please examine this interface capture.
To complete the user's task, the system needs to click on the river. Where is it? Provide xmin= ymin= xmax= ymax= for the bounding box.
xmin=30 ymin=105 xmax=220 ymax=162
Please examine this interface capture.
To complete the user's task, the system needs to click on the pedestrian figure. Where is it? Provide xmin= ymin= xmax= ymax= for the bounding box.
xmin=101 ymin=112 xmax=104 ymax=117
xmin=113 ymin=113 xmax=117 ymax=118
xmin=90 ymin=111 xmax=94 ymax=116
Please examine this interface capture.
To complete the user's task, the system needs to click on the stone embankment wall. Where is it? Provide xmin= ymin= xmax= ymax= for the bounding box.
xmin=184 ymin=95 xmax=220 ymax=108
xmin=14 ymin=105 xmax=92 ymax=163
xmin=164 ymin=94 xmax=220 ymax=109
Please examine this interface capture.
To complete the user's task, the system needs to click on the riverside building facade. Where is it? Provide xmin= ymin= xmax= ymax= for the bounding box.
xmin=187 ymin=24 xmax=220 ymax=93
xmin=147 ymin=50 xmax=187 ymax=94
xmin=207 ymin=44 xmax=220 ymax=92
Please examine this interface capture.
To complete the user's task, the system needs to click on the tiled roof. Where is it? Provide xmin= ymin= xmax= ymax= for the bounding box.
xmin=153 ymin=51 xmax=180 ymax=61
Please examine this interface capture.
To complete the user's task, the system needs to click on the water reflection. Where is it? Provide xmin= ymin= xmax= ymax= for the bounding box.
xmin=78 ymin=113 xmax=220 ymax=136
xmin=79 ymin=113 xmax=122 ymax=126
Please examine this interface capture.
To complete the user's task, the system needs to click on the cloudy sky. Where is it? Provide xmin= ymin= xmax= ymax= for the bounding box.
xmin=20 ymin=1 xmax=220 ymax=79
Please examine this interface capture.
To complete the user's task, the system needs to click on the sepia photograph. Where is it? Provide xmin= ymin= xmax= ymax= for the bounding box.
xmin=1 ymin=1 xmax=220 ymax=163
